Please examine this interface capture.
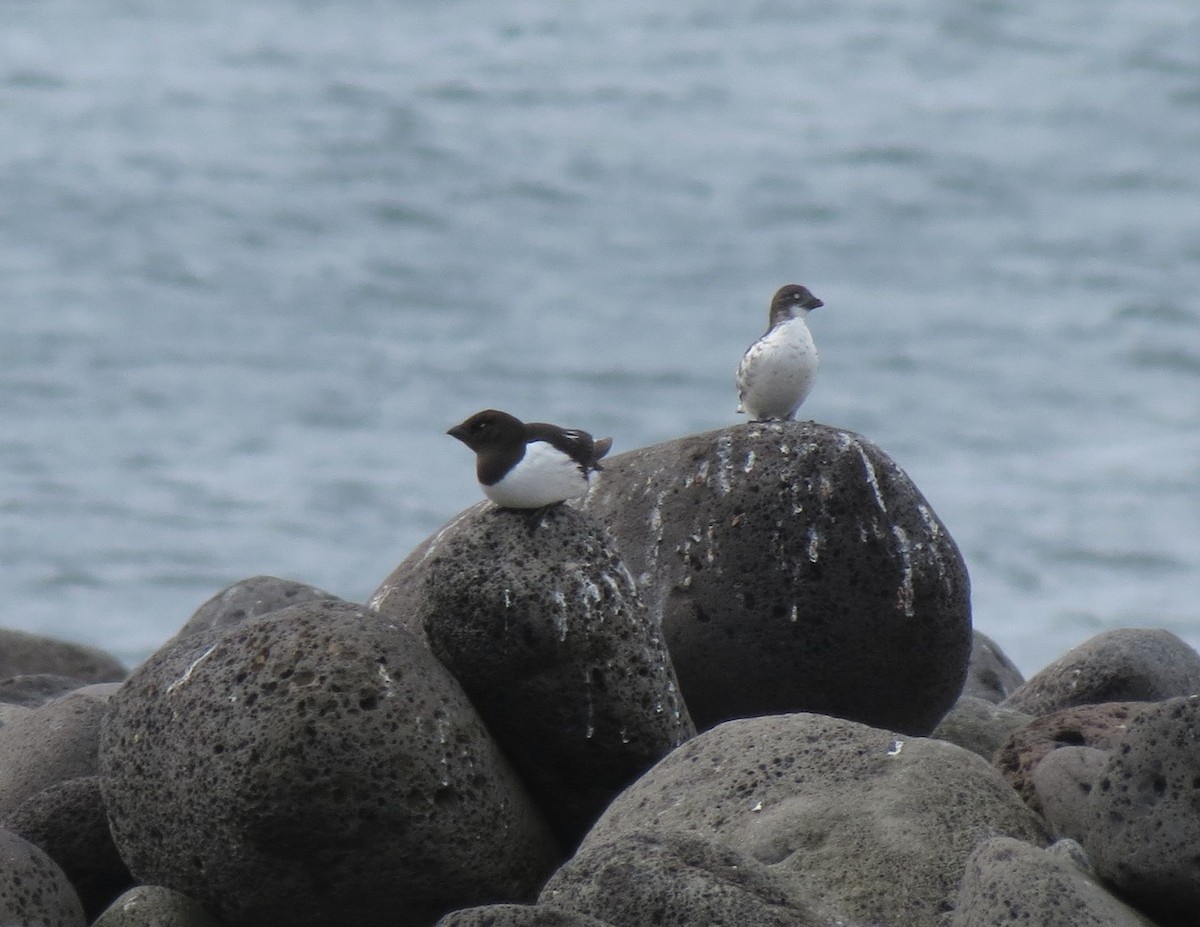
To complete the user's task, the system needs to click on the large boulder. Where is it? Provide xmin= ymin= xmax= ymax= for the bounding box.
xmin=3 ymin=775 xmax=133 ymax=919
xmin=1084 ymin=696 xmax=1200 ymax=926
xmin=540 ymin=830 xmax=828 ymax=927
xmin=577 ymin=712 xmax=1046 ymax=927
xmin=172 ymin=575 xmax=342 ymax=643
xmin=962 ymin=630 xmax=1025 ymax=704
xmin=0 ymin=627 xmax=125 ymax=682
xmin=993 ymin=701 xmax=1150 ymax=815
xmin=952 ymin=837 xmax=1159 ymax=927
xmin=371 ymin=504 xmax=694 ymax=845
xmin=581 ymin=422 xmax=971 ymax=734
xmin=100 ymin=600 xmax=558 ymax=927
xmin=0 ymin=826 xmax=86 ymax=927
xmin=91 ymin=885 xmax=223 ymax=927
xmin=1002 ymin=628 xmax=1200 ymax=716
xmin=0 ymin=685 xmax=115 ymax=817
xmin=932 ymin=695 xmax=1032 ymax=762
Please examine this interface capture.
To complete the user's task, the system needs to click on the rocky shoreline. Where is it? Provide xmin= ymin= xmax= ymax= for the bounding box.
xmin=1 ymin=422 xmax=1196 ymax=927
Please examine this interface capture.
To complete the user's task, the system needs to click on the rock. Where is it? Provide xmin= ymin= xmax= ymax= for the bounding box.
xmin=371 ymin=504 xmax=694 ymax=846
xmin=951 ymin=836 xmax=1159 ymax=926
xmin=1084 ymin=696 xmax=1200 ymax=925
xmin=173 ymin=575 xmax=341 ymax=642
xmin=0 ymin=685 xmax=115 ymax=817
xmin=0 ymin=826 xmax=86 ymax=927
xmin=91 ymin=885 xmax=224 ymax=927
xmin=0 ymin=673 xmax=86 ymax=706
xmin=579 ymin=712 xmax=1047 ymax=927
xmin=0 ymin=701 xmax=30 ymax=731
xmin=100 ymin=600 xmax=558 ymax=927
xmin=540 ymin=830 xmax=828 ymax=927
xmin=962 ymin=630 xmax=1025 ymax=703
xmin=580 ymin=422 xmax=972 ymax=735
xmin=993 ymin=701 xmax=1149 ymax=815
xmin=932 ymin=695 xmax=1032 ymax=761
xmin=0 ymin=627 xmax=125 ymax=683
xmin=3 ymin=775 xmax=133 ymax=919
xmin=438 ymin=904 xmax=613 ymax=927
xmin=1002 ymin=628 xmax=1200 ymax=716
xmin=1032 ymin=746 xmax=1108 ymax=843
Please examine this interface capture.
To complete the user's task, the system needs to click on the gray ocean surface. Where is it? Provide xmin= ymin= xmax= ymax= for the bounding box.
xmin=2 ymin=0 xmax=1198 ymax=674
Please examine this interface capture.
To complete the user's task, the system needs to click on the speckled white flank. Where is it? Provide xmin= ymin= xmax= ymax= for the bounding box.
xmin=736 ymin=315 xmax=819 ymax=421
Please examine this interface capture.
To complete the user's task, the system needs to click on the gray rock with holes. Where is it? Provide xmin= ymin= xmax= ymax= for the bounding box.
xmin=580 ymin=422 xmax=972 ymax=734
xmin=0 ymin=826 xmax=86 ymax=927
xmin=91 ymin=885 xmax=225 ymax=927
xmin=1002 ymin=628 xmax=1200 ymax=716
xmin=540 ymin=830 xmax=830 ymax=927
xmin=0 ymin=685 xmax=116 ymax=817
xmin=100 ymin=600 xmax=558 ymax=927
xmin=951 ymin=836 xmax=1159 ymax=927
xmin=932 ymin=695 xmax=1032 ymax=762
xmin=0 ymin=627 xmax=125 ymax=683
xmin=173 ymin=575 xmax=342 ymax=642
xmin=962 ymin=630 xmax=1025 ymax=703
xmin=1032 ymin=745 xmax=1108 ymax=843
xmin=577 ymin=712 xmax=1047 ymax=927
xmin=1084 ymin=696 xmax=1200 ymax=926
xmin=371 ymin=503 xmax=694 ymax=846
xmin=993 ymin=701 xmax=1149 ymax=815
xmin=3 ymin=774 xmax=133 ymax=919
xmin=437 ymin=904 xmax=613 ymax=927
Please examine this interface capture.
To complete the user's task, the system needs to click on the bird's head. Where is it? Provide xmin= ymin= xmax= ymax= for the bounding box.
xmin=447 ymin=409 xmax=525 ymax=452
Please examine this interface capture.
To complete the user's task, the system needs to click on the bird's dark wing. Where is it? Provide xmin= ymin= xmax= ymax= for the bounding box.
xmin=527 ymin=423 xmax=612 ymax=472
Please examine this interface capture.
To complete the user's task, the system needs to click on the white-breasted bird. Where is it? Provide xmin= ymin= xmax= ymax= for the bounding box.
xmin=735 ymin=284 xmax=824 ymax=421
xmin=448 ymin=409 xmax=612 ymax=509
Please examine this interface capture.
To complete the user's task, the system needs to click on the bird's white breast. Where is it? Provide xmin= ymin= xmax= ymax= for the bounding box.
xmin=483 ymin=440 xmax=592 ymax=509
xmin=736 ymin=317 xmax=819 ymax=421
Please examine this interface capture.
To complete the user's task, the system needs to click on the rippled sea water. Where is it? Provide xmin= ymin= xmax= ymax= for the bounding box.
xmin=2 ymin=0 xmax=1198 ymax=672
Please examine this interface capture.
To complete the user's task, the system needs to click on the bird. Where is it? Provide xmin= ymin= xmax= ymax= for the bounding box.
xmin=735 ymin=283 xmax=824 ymax=421
xmin=447 ymin=409 xmax=613 ymax=509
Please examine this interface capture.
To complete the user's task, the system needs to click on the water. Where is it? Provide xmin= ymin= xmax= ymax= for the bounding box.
xmin=2 ymin=0 xmax=1198 ymax=674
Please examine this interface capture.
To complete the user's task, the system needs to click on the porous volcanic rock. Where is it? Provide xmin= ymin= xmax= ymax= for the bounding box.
xmin=173 ymin=575 xmax=342 ymax=642
xmin=962 ymin=630 xmax=1025 ymax=703
xmin=0 ymin=673 xmax=85 ymax=707
xmin=932 ymin=695 xmax=1032 ymax=762
xmin=993 ymin=701 xmax=1149 ymax=815
xmin=580 ymin=422 xmax=971 ymax=734
xmin=0 ymin=826 xmax=86 ymax=927
xmin=951 ymin=836 xmax=1158 ymax=927
xmin=1002 ymin=628 xmax=1200 ymax=716
xmin=0 ymin=685 xmax=115 ymax=817
xmin=100 ymin=600 xmax=558 ymax=927
xmin=370 ymin=503 xmax=694 ymax=845
xmin=0 ymin=627 xmax=125 ymax=683
xmin=91 ymin=885 xmax=224 ymax=927
xmin=437 ymin=904 xmax=613 ymax=927
xmin=540 ymin=830 xmax=828 ymax=927
xmin=1032 ymin=746 xmax=1108 ymax=843
xmin=579 ymin=712 xmax=1047 ymax=927
xmin=3 ymin=775 xmax=133 ymax=919
xmin=1084 ymin=696 xmax=1200 ymax=926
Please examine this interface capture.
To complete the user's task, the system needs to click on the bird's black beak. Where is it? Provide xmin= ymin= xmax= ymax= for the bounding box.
xmin=804 ymin=296 xmax=824 ymax=311
xmin=447 ymin=424 xmax=468 ymax=442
